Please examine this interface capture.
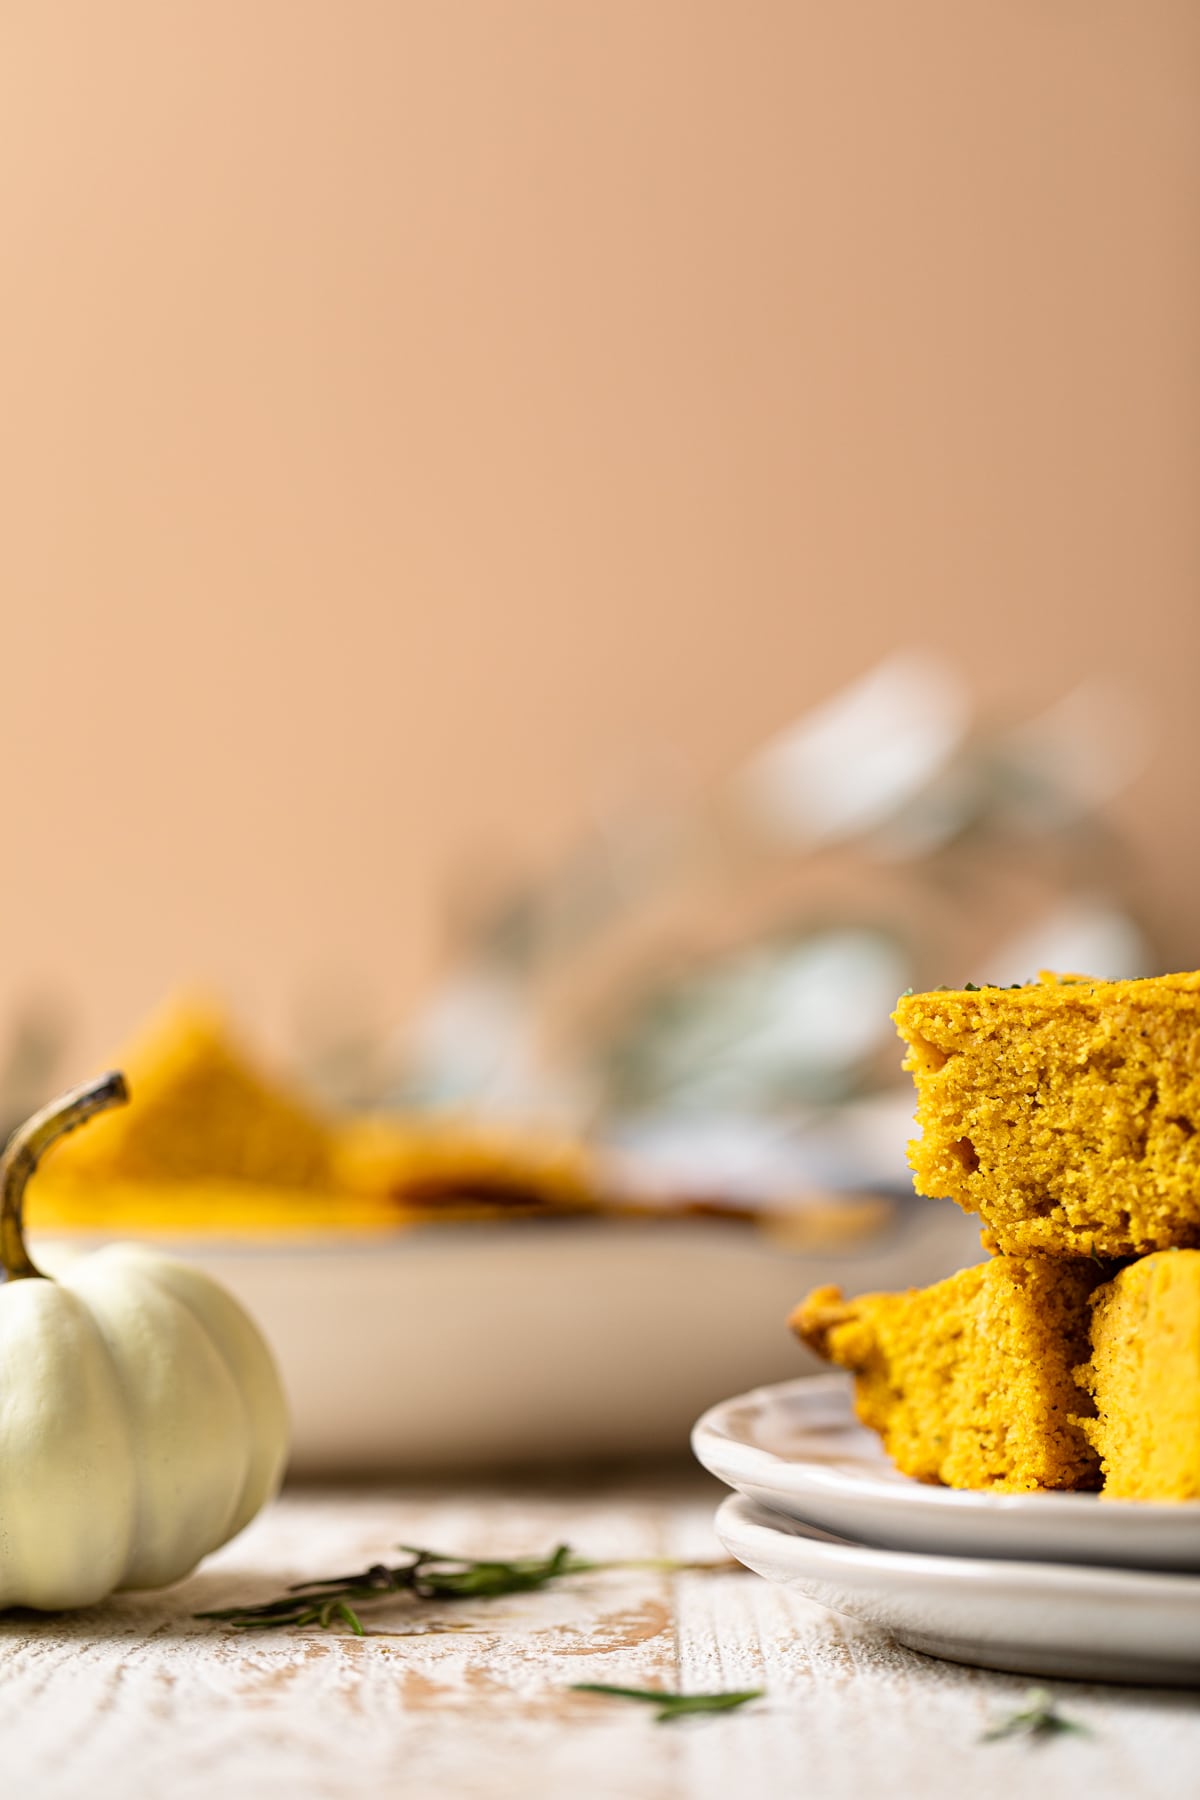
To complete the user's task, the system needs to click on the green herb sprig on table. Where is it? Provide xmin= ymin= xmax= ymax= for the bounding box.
xmin=196 ymin=1544 xmax=702 ymax=1636
xmin=981 ymin=1688 xmax=1088 ymax=1743
xmin=571 ymin=1683 xmax=763 ymax=1723
xmin=197 ymin=1544 xmax=595 ymax=1635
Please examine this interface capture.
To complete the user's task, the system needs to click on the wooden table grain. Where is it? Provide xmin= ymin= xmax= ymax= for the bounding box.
xmin=1 ymin=1470 xmax=1195 ymax=1800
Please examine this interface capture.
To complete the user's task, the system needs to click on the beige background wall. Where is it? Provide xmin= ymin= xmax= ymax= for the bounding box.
xmin=0 ymin=1 xmax=1197 ymax=1066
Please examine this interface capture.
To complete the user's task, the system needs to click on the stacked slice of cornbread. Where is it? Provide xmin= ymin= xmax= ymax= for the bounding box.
xmin=792 ymin=971 xmax=1200 ymax=1500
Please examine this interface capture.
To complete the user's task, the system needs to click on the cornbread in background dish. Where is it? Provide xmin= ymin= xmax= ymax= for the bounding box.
xmin=38 ymin=997 xmax=605 ymax=1230
xmin=44 ymin=1001 xmax=336 ymax=1189
xmin=1080 ymin=1251 xmax=1200 ymax=1501
xmin=35 ymin=992 xmax=891 ymax=1233
xmin=895 ymin=971 xmax=1200 ymax=1257
xmin=792 ymin=1258 xmax=1103 ymax=1492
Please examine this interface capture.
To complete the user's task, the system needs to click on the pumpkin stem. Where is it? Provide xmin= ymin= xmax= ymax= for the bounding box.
xmin=0 ymin=1072 xmax=129 ymax=1281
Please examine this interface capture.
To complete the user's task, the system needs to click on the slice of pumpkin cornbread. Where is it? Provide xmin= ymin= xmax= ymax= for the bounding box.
xmin=333 ymin=1115 xmax=599 ymax=1214
xmin=792 ymin=1256 xmax=1103 ymax=1491
xmin=45 ymin=1000 xmax=335 ymax=1188
xmin=1077 ymin=1250 xmax=1200 ymax=1500
xmin=894 ymin=972 xmax=1200 ymax=1258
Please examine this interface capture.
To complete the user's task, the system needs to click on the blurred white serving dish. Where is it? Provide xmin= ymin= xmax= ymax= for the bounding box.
xmin=39 ymin=1200 xmax=977 ymax=1473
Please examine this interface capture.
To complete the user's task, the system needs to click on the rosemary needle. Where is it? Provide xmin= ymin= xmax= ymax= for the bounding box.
xmin=571 ymin=1683 xmax=763 ymax=1724
xmin=982 ymin=1688 xmax=1089 ymax=1743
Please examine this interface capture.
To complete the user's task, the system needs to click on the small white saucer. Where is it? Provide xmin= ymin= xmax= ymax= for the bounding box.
xmin=694 ymin=1374 xmax=1200 ymax=1571
xmin=716 ymin=1493 xmax=1200 ymax=1685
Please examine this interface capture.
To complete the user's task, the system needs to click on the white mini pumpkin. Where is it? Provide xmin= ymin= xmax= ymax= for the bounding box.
xmin=0 ymin=1072 xmax=289 ymax=1610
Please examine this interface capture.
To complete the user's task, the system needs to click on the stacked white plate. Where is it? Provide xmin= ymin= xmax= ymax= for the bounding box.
xmin=692 ymin=1374 xmax=1200 ymax=1685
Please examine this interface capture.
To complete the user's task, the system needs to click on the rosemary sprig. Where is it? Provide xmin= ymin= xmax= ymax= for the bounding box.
xmin=570 ymin=1683 xmax=763 ymax=1723
xmin=195 ymin=1544 xmax=711 ymax=1635
xmin=981 ymin=1687 xmax=1088 ymax=1743
xmin=196 ymin=1543 xmax=597 ymax=1634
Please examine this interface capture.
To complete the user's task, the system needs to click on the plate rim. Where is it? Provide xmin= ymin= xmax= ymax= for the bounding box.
xmin=693 ymin=1373 xmax=1200 ymax=1524
xmin=714 ymin=1491 xmax=1200 ymax=1603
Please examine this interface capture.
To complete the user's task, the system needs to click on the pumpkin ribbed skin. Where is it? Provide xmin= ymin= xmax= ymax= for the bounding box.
xmin=0 ymin=1245 xmax=288 ymax=1610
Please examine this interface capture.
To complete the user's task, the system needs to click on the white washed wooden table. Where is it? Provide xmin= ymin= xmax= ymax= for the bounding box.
xmin=1 ymin=1470 xmax=1195 ymax=1800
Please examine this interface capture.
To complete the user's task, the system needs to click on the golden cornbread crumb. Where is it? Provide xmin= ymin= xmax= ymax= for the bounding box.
xmin=894 ymin=971 xmax=1200 ymax=1257
xmin=46 ymin=1000 xmax=335 ymax=1188
xmin=1077 ymin=1250 xmax=1200 ymax=1500
xmin=791 ymin=1257 xmax=1102 ymax=1491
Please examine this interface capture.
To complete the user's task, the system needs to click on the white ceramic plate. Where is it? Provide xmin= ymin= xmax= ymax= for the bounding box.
xmin=37 ymin=1201 xmax=978 ymax=1473
xmin=694 ymin=1374 xmax=1200 ymax=1572
xmin=716 ymin=1492 xmax=1200 ymax=1685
